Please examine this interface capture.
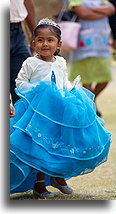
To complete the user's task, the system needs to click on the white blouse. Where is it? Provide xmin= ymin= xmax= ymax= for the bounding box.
xmin=15 ymin=55 xmax=73 ymax=90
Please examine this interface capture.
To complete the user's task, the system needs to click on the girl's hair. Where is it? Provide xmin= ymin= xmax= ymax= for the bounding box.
xmin=33 ymin=18 xmax=62 ymax=56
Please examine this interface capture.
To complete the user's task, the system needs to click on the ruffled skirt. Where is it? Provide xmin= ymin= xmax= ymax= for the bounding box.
xmin=10 ymin=80 xmax=111 ymax=193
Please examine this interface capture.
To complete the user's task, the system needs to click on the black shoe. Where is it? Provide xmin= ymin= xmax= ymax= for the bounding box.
xmin=96 ymin=110 xmax=102 ymax=117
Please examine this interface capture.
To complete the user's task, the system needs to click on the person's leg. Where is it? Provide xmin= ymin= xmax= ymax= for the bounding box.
xmin=93 ymin=82 xmax=109 ymax=99
xmin=83 ymin=82 xmax=108 ymax=99
xmin=83 ymin=82 xmax=109 ymax=117
xmin=54 ymin=177 xmax=70 ymax=186
xmin=10 ymin=23 xmax=31 ymax=104
xmin=33 ymin=172 xmax=55 ymax=198
xmin=10 ymin=52 xmax=31 ymax=104
xmin=51 ymin=177 xmax=73 ymax=194
xmin=83 ymin=83 xmax=93 ymax=93
xmin=34 ymin=173 xmax=71 ymax=191
xmin=93 ymin=82 xmax=109 ymax=117
xmin=34 ymin=172 xmax=48 ymax=193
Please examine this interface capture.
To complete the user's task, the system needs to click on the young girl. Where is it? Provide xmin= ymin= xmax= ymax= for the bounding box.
xmin=10 ymin=18 xmax=112 ymax=199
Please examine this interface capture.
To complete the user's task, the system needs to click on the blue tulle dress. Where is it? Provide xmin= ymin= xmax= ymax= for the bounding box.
xmin=10 ymin=77 xmax=112 ymax=194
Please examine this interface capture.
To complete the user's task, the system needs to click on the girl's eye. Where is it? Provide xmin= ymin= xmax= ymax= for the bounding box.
xmin=48 ymin=39 xmax=53 ymax=42
xmin=37 ymin=39 xmax=43 ymax=42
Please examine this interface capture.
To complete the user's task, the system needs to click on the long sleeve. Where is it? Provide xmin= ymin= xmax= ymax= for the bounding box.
xmin=15 ymin=59 xmax=33 ymax=87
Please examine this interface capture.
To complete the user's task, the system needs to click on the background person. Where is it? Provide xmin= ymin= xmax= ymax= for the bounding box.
xmin=10 ymin=0 xmax=37 ymax=104
xmin=68 ymin=0 xmax=115 ymax=117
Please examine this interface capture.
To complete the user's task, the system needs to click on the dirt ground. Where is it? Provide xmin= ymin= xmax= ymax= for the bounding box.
xmin=10 ymin=62 xmax=116 ymax=200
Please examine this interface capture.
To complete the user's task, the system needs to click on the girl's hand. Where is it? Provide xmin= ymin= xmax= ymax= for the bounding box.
xmin=10 ymin=105 xmax=15 ymax=118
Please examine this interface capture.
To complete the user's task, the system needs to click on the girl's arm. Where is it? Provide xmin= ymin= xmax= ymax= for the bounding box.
xmin=91 ymin=3 xmax=115 ymax=16
xmin=15 ymin=60 xmax=32 ymax=88
xmin=15 ymin=59 xmax=40 ymax=95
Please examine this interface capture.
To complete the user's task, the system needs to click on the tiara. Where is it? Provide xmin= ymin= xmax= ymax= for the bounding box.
xmin=37 ymin=18 xmax=61 ymax=31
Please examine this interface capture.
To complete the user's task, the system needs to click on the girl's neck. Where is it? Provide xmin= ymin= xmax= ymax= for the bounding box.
xmin=37 ymin=54 xmax=56 ymax=62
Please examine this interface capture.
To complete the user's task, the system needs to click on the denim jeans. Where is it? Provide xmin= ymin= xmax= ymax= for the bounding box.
xmin=10 ymin=22 xmax=31 ymax=104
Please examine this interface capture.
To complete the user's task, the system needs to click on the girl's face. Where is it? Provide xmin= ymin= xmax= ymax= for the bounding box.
xmin=33 ymin=27 xmax=62 ymax=61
